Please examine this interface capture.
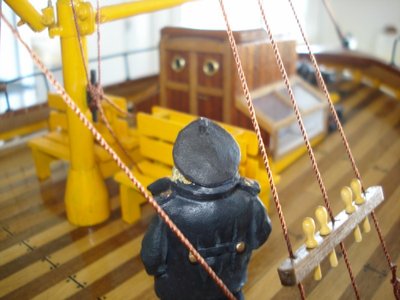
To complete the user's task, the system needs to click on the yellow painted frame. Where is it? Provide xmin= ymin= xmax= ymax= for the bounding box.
xmin=4 ymin=0 xmax=194 ymax=226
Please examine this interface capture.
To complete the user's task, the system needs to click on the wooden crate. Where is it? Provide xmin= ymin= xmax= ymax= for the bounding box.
xmin=159 ymin=27 xmax=297 ymax=125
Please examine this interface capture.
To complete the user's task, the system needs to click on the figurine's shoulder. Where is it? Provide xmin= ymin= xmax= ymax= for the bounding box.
xmin=238 ymin=177 xmax=260 ymax=196
xmin=147 ymin=177 xmax=173 ymax=205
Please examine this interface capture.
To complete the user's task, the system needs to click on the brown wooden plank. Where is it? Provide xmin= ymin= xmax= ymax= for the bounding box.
xmin=0 ymin=168 xmax=36 ymax=198
xmin=0 ymin=178 xmax=39 ymax=208
xmin=65 ymin=236 xmax=143 ymax=299
xmin=0 ymin=259 xmax=55 ymax=297
xmin=0 ymin=188 xmax=59 ymax=223
xmin=0 ymin=228 xmax=11 ymax=242
xmin=0 ymin=207 xmax=121 ymax=280
xmin=1 ymin=217 xmax=150 ymax=299
xmin=2 ymin=197 xmax=66 ymax=236
xmin=67 ymin=256 xmax=143 ymax=300
xmin=102 ymin=270 xmax=154 ymax=300
xmin=312 ymin=101 xmax=400 ymax=197
xmin=0 ymin=242 xmax=31 ymax=267
xmin=0 ymin=176 xmax=118 ymax=252
xmin=372 ymin=252 xmax=400 ymax=299
xmin=50 ymin=213 xmax=125 ymax=266
xmin=34 ymin=236 xmax=143 ymax=299
xmin=32 ymin=277 xmax=82 ymax=300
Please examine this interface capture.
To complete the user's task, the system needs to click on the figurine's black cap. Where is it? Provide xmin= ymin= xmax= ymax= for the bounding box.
xmin=173 ymin=118 xmax=240 ymax=187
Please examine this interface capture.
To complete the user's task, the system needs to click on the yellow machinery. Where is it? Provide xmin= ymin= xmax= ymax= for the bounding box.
xmin=4 ymin=0 xmax=194 ymax=226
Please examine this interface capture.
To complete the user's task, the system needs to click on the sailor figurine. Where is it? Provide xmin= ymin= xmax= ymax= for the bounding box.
xmin=141 ymin=118 xmax=272 ymax=300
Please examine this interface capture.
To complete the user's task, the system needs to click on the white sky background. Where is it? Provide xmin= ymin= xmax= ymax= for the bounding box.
xmin=180 ymin=0 xmax=307 ymax=39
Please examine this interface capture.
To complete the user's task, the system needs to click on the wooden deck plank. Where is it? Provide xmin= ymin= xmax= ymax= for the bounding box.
xmin=73 ymin=235 xmax=142 ymax=287
xmin=0 ymin=165 xmax=36 ymax=189
xmin=32 ymin=277 xmax=82 ymax=300
xmin=0 ymin=227 xmax=11 ymax=242
xmin=313 ymin=104 xmax=400 ymax=197
xmin=0 ymin=192 xmax=45 ymax=224
xmin=372 ymin=253 xmax=400 ymax=299
xmin=34 ymin=236 xmax=142 ymax=299
xmin=0 ymin=213 xmax=65 ymax=252
xmin=0 ymin=259 xmax=55 ymax=297
xmin=0 ymin=221 xmax=76 ymax=277
xmin=50 ymin=218 xmax=128 ymax=266
xmin=317 ymin=93 xmax=387 ymax=153
xmin=3 ymin=201 xmax=66 ymax=236
xmin=26 ymin=220 xmax=77 ymax=248
xmin=67 ymin=256 xmax=144 ymax=300
xmin=0 ymin=205 xmax=122 ymax=280
xmin=0 ymin=83 xmax=398 ymax=299
xmin=103 ymin=270 xmax=153 ymax=300
xmin=0 ymin=179 xmax=39 ymax=211
xmin=341 ymin=218 xmax=400 ymax=299
xmin=1 ymin=219 xmax=148 ymax=299
xmin=0 ymin=242 xmax=31 ymax=267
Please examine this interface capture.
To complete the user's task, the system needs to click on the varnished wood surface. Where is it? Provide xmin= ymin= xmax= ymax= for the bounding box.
xmin=160 ymin=27 xmax=297 ymax=126
xmin=299 ymin=49 xmax=400 ymax=93
xmin=0 ymin=81 xmax=399 ymax=299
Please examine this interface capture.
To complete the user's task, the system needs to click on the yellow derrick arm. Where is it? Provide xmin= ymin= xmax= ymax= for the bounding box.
xmin=4 ymin=0 xmax=52 ymax=32
xmin=5 ymin=0 xmax=195 ymax=32
xmin=100 ymin=0 xmax=196 ymax=23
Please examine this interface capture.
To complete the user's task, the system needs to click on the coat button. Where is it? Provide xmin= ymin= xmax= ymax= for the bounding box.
xmin=236 ymin=242 xmax=246 ymax=253
xmin=188 ymin=252 xmax=197 ymax=264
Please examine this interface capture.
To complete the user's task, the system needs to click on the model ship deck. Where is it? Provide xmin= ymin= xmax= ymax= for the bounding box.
xmin=0 ymin=80 xmax=399 ymax=299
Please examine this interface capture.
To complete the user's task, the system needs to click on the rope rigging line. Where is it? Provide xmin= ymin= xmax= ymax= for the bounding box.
xmin=217 ymin=0 xmax=305 ymax=298
xmin=321 ymin=0 xmax=347 ymax=49
xmin=92 ymin=0 xmax=133 ymax=119
xmin=0 ymin=13 xmax=236 ymax=300
xmin=70 ymin=0 xmax=135 ymax=167
xmin=286 ymin=0 xmax=400 ymax=297
xmin=96 ymin=0 xmax=101 ymax=87
xmin=256 ymin=1 xmax=360 ymax=298
xmin=93 ymin=0 xmax=133 ymax=119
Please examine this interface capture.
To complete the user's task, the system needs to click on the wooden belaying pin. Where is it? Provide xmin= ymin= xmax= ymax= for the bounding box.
xmin=315 ymin=206 xmax=338 ymax=267
xmin=341 ymin=186 xmax=362 ymax=242
xmin=303 ymin=217 xmax=322 ymax=280
xmin=351 ymin=178 xmax=371 ymax=233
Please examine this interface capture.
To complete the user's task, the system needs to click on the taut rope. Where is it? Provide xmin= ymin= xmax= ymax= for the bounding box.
xmin=218 ymin=0 xmax=305 ymax=298
xmin=70 ymin=0 xmax=135 ymax=167
xmin=256 ymin=1 xmax=360 ymax=298
xmin=286 ymin=0 xmax=399 ymax=297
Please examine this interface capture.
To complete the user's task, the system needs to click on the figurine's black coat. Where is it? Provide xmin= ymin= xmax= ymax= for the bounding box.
xmin=141 ymin=175 xmax=271 ymax=300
